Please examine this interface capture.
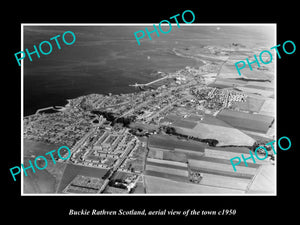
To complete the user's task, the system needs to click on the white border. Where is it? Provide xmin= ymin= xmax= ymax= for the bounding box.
xmin=21 ymin=23 xmax=277 ymax=196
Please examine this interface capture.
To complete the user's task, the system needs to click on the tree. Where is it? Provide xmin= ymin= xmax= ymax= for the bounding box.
xmin=165 ymin=126 xmax=176 ymax=135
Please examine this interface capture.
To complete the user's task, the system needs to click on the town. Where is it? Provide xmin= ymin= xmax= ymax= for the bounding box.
xmin=23 ymin=42 xmax=276 ymax=194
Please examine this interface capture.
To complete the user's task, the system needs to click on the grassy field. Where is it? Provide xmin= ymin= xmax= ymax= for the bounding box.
xmin=244 ymin=84 xmax=274 ymax=91
xmin=160 ymin=114 xmax=197 ymax=129
xmin=197 ymin=156 xmax=258 ymax=168
xmin=235 ymin=86 xmax=274 ymax=98
xmin=146 ymin=164 xmax=189 ymax=177
xmin=144 ymin=175 xmax=245 ymax=194
xmin=203 ymin=148 xmax=263 ymax=166
xmin=230 ymin=96 xmax=265 ymax=112
xmin=163 ymin=151 xmax=187 ymax=163
xmin=200 ymin=172 xmax=251 ymax=190
xmin=218 ymin=77 xmax=248 ymax=85
xmin=149 ymin=134 xmax=206 ymax=152
xmin=172 ymin=120 xmax=197 ymax=129
xmin=23 ymin=139 xmax=67 ymax=194
xmin=185 ymin=114 xmax=203 ymax=122
xmin=217 ymin=109 xmax=274 ymax=133
xmin=144 ymin=170 xmax=188 ymax=183
xmin=246 ymin=164 xmax=275 ymax=194
xmin=23 ymin=138 xmax=63 ymax=157
xmin=146 ymin=160 xmax=188 ymax=171
xmin=242 ymin=133 xmax=273 ymax=143
xmin=132 ymin=182 xmax=145 ymax=194
xmin=175 ymin=123 xmax=256 ymax=146
xmin=146 ymin=157 xmax=188 ymax=168
xmin=147 ymin=148 xmax=164 ymax=159
xmin=199 ymin=114 xmax=233 ymax=128
xmin=189 ymin=165 xmax=255 ymax=179
xmin=23 ymin=159 xmax=66 ymax=194
xmin=259 ymin=98 xmax=275 ymax=116
xmin=210 ymin=146 xmax=251 ymax=154
xmin=208 ymin=82 xmax=232 ymax=89
xmin=23 ymin=167 xmax=55 ymax=193
xmin=219 ymin=109 xmax=274 ymax=123
xmin=189 ymin=159 xmax=257 ymax=174
xmin=218 ymin=61 xmax=274 ymax=81
xmin=218 ymin=64 xmax=245 ymax=79
xmin=148 ymin=148 xmax=188 ymax=163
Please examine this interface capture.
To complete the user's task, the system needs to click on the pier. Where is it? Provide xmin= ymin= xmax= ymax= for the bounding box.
xmin=129 ymin=75 xmax=169 ymax=88
xmin=35 ymin=106 xmax=65 ymax=114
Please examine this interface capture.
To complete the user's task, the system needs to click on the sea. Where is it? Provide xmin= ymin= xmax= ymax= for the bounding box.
xmin=24 ymin=25 xmax=275 ymax=116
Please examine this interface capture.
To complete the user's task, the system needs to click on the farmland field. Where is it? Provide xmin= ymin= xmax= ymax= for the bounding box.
xmin=259 ymin=98 xmax=275 ymax=116
xmin=160 ymin=115 xmax=197 ymax=129
xmin=199 ymin=114 xmax=233 ymax=128
xmin=200 ymin=173 xmax=251 ymax=190
xmin=188 ymin=159 xmax=258 ymax=175
xmin=146 ymin=157 xmax=188 ymax=168
xmin=209 ymin=146 xmax=251 ymax=154
xmin=197 ymin=156 xmax=258 ymax=168
xmin=146 ymin=160 xmax=188 ymax=171
xmin=230 ymin=96 xmax=265 ymax=112
xmin=144 ymin=170 xmax=188 ymax=183
xmin=145 ymin=164 xmax=189 ymax=177
xmin=241 ymin=70 xmax=274 ymax=81
xmin=203 ymin=149 xmax=265 ymax=165
xmin=235 ymin=86 xmax=274 ymax=97
xmin=163 ymin=151 xmax=187 ymax=162
xmin=241 ymin=132 xmax=273 ymax=143
xmin=144 ymin=175 xmax=245 ymax=194
xmin=217 ymin=109 xmax=274 ymax=133
xmin=208 ymin=82 xmax=232 ymax=88
xmin=23 ymin=138 xmax=67 ymax=193
xmin=185 ymin=114 xmax=203 ymax=122
xmin=247 ymin=165 xmax=275 ymax=194
xmin=174 ymin=148 xmax=205 ymax=156
xmin=218 ymin=61 xmax=274 ymax=81
xmin=23 ymin=138 xmax=63 ymax=156
xmin=244 ymin=84 xmax=274 ymax=91
xmin=172 ymin=120 xmax=197 ymax=129
xmin=174 ymin=123 xmax=256 ymax=146
xmin=148 ymin=148 xmax=164 ymax=159
xmin=217 ymin=64 xmax=243 ymax=79
xmin=218 ymin=77 xmax=248 ymax=85
xmin=149 ymin=134 xmax=206 ymax=152
xmin=219 ymin=109 xmax=274 ymax=123
xmin=132 ymin=182 xmax=145 ymax=194
xmin=23 ymin=160 xmax=66 ymax=193
xmin=189 ymin=165 xmax=255 ymax=179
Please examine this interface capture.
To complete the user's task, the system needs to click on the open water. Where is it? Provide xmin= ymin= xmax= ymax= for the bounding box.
xmin=24 ymin=25 xmax=275 ymax=116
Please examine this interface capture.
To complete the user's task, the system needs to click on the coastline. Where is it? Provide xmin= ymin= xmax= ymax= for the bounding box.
xmin=24 ymin=59 xmax=207 ymax=118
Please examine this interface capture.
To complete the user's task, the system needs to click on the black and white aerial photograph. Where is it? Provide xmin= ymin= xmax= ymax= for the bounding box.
xmin=21 ymin=24 xmax=276 ymax=195
xmin=5 ymin=4 xmax=298 ymax=223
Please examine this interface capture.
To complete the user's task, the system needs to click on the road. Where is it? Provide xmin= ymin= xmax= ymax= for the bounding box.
xmin=98 ymin=139 xmax=138 ymax=193
xmin=68 ymin=127 xmax=97 ymax=158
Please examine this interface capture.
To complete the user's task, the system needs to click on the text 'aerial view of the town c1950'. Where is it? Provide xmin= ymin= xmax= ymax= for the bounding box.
xmin=22 ymin=24 xmax=276 ymax=195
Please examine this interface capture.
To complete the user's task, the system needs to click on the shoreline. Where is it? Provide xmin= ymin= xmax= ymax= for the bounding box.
xmin=24 ymin=60 xmax=208 ymax=118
